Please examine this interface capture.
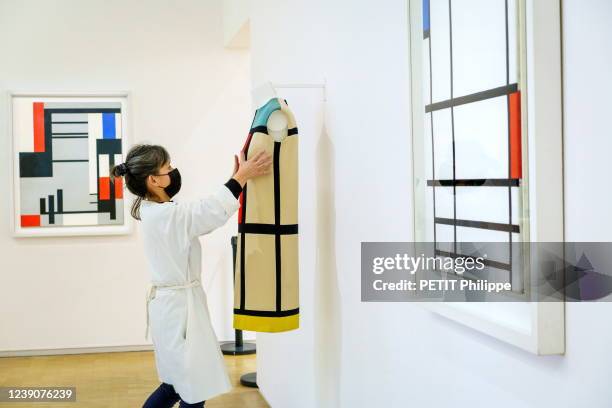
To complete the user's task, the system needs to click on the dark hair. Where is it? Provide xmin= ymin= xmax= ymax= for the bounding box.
xmin=110 ymin=144 xmax=170 ymax=220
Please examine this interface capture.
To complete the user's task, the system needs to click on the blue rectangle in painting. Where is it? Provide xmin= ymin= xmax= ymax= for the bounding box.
xmin=423 ymin=0 xmax=430 ymax=33
xmin=102 ymin=113 xmax=116 ymax=139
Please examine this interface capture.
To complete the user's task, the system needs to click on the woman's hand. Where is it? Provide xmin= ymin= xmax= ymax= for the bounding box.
xmin=232 ymin=154 xmax=240 ymax=177
xmin=232 ymin=150 xmax=273 ymax=187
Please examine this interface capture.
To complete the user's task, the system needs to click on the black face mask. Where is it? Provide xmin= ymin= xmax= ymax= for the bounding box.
xmin=159 ymin=168 xmax=181 ymax=198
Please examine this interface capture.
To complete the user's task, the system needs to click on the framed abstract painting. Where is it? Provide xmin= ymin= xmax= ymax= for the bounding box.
xmin=9 ymin=92 xmax=133 ymax=237
xmin=409 ymin=0 xmax=564 ymax=354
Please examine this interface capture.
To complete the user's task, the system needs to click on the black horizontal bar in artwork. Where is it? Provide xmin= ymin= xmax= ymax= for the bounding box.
xmin=45 ymin=108 xmax=120 ymax=114
xmin=52 ymin=159 xmax=88 ymax=162
xmin=52 ymin=121 xmax=88 ymax=124
xmin=435 ymin=217 xmax=520 ymax=233
xmin=59 ymin=210 xmax=102 ymax=214
xmin=234 ymin=307 xmax=299 ymax=317
xmin=435 ymin=249 xmax=511 ymax=271
xmin=427 ymin=178 xmax=520 ymax=187
xmin=40 ymin=210 xmax=103 ymax=215
xmin=425 ymin=83 xmax=518 ymax=112
xmin=238 ymin=223 xmax=298 ymax=235
xmin=53 ymin=133 xmax=88 ymax=135
xmin=52 ymin=136 xmax=88 ymax=139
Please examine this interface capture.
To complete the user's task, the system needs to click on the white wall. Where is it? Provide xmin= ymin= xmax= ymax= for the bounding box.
xmin=250 ymin=0 xmax=612 ymax=407
xmin=251 ymin=88 xmax=326 ymax=408
xmin=0 ymin=0 xmax=252 ymax=352
xmin=223 ymin=0 xmax=250 ymax=48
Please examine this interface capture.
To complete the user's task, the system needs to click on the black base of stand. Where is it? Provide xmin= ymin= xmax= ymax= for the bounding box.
xmin=220 ymin=341 xmax=257 ymax=355
xmin=240 ymin=372 xmax=258 ymax=388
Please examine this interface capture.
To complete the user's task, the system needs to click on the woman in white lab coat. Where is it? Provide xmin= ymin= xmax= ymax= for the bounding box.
xmin=111 ymin=144 xmax=271 ymax=408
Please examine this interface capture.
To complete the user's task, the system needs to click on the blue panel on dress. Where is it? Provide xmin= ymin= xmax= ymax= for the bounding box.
xmin=252 ymin=98 xmax=281 ymax=129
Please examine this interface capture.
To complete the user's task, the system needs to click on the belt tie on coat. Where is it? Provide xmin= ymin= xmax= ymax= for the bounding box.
xmin=145 ymin=279 xmax=201 ymax=340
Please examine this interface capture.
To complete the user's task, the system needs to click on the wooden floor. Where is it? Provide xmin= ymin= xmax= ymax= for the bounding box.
xmin=0 ymin=349 xmax=269 ymax=408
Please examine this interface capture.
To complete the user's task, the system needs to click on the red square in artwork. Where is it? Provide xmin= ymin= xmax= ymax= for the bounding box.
xmin=21 ymin=214 xmax=41 ymax=227
xmin=114 ymin=176 xmax=123 ymax=199
xmin=99 ymin=177 xmax=110 ymax=200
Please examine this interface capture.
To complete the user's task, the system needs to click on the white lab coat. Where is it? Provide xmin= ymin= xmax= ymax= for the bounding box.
xmin=139 ymin=185 xmax=239 ymax=404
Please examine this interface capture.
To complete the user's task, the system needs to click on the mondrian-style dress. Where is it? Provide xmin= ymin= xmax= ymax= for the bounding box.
xmin=233 ymin=97 xmax=299 ymax=332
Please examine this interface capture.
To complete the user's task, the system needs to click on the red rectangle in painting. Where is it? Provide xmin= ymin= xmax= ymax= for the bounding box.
xmin=509 ymin=91 xmax=522 ymax=179
xmin=114 ymin=176 xmax=123 ymax=199
xmin=33 ymin=102 xmax=45 ymax=152
xmin=99 ymin=177 xmax=110 ymax=200
xmin=21 ymin=214 xmax=41 ymax=227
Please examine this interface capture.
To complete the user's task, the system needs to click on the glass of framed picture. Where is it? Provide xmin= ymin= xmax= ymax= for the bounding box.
xmin=409 ymin=0 xmax=565 ymax=354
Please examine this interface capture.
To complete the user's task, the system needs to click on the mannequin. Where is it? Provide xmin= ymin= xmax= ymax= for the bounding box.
xmin=251 ymin=81 xmax=288 ymax=142
xmin=268 ymin=110 xmax=288 ymax=142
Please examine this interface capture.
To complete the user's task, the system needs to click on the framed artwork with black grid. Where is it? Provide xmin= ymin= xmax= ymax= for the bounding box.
xmin=409 ymin=0 xmax=565 ymax=354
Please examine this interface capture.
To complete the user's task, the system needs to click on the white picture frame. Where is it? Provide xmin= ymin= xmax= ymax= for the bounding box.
xmin=408 ymin=0 xmax=565 ymax=355
xmin=9 ymin=91 xmax=134 ymax=237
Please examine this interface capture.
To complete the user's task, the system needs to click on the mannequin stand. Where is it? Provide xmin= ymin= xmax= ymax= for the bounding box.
xmin=222 ymin=236 xmax=258 ymax=388
xmin=240 ymin=372 xmax=258 ymax=388
xmin=219 ymin=333 xmax=256 ymax=355
xmin=221 ymin=236 xmax=257 ymax=356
